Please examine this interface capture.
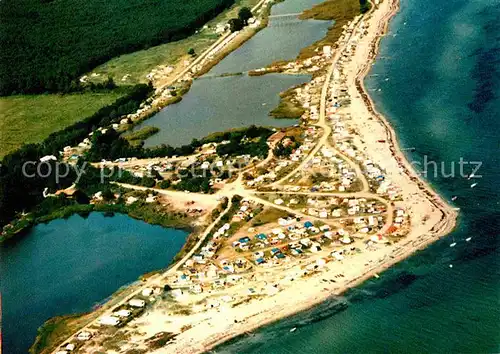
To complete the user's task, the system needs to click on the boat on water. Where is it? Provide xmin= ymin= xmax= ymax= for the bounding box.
xmin=374 ymin=273 xmax=380 ymax=279
xmin=451 ymin=196 xmax=458 ymax=201
xmin=290 ymin=327 xmax=297 ymax=333
xmin=470 ymin=183 xmax=478 ymax=188
xmin=450 ymin=242 xmax=457 ymax=247
xmin=466 ymin=237 xmax=472 ymax=242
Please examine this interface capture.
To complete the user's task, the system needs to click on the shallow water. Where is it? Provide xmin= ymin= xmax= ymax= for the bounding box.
xmin=0 ymin=212 xmax=188 ymax=353
xmin=214 ymin=0 xmax=500 ymax=352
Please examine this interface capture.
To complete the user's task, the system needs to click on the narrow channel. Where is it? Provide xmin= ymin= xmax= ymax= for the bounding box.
xmin=135 ymin=0 xmax=332 ymax=148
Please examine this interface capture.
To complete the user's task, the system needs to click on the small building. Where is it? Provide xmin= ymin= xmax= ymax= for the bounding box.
xmin=128 ymin=299 xmax=146 ymax=308
xmin=239 ymin=236 xmax=251 ymax=244
xmin=310 ymin=242 xmax=322 ymax=253
xmin=255 ymin=257 xmax=266 ymax=265
xmin=300 ymin=238 xmax=312 ymax=247
xmin=65 ymin=343 xmax=76 ymax=351
xmin=114 ymin=309 xmax=131 ymax=318
xmin=40 ymin=155 xmax=57 ymax=162
xmin=256 ymin=233 xmax=267 ymax=240
xmin=76 ymin=331 xmax=92 ymax=341
xmin=98 ymin=315 xmax=121 ymax=326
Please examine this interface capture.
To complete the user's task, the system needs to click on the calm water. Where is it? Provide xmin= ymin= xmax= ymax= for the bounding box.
xmin=215 ymin=0 xmax=500 ymax=352
xmin=141 ymin=74 xmax=309 ymax=147
xmin=139 ymin=0 xmax=331 ymax=148
xmin=0 ymin=212 xmax=188 ymax=353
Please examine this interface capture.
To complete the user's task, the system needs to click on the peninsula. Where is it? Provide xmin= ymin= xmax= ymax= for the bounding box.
xmin=35 ymin=0 xmax=457 ymax=353
xmin=4 ymin=0 xmax=458 ymax=353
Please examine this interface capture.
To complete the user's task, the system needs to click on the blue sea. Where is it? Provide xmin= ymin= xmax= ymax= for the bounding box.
xmin=215 ymin=0 xmax=500 ymax=352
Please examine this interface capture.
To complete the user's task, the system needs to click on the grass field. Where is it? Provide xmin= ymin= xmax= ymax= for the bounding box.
xmin=0 ymin=91 xmax=125 ymax=158
xmin=89 ymin=0 xmax=262 ymax=86
xmin=0 ymin=0 xmax=261 ymax=158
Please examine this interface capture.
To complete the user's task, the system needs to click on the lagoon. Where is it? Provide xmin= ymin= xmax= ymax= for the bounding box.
xmin=0 ymin=212 xmax=188 ymax=354
xmin=138 ymin=0 xmax=332 ymax=148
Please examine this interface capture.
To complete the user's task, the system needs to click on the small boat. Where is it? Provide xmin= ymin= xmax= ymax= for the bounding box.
xmin=374 ymin=273 xmax=380 ymax=279
xmin=470 ymin=183 xmax=478 ymax=188
xmin=453 ymin=207 xmax=460 ymax=211
xmin=466 ymin=237 xmax=472 ymax=242
xmin=290 ymin=327 xmax=297 ymax=333
xmin=450 ymin=242 xmax=457 ymax=247
xmin=451 ymin=196 xmax=458 ymax=201
xmin=449 ymin=264 xmax=453 ymax=268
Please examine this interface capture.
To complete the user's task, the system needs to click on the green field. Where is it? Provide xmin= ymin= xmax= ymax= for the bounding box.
xmin=93 ymin=35 xmax=218 ymax=86
xmin=0 ymin=92 xmax=124 ymax=157
xmin=91 ymin=0 xmax=261 ymax=85
xmin=0 ymin=0 xmax=234 ymax=95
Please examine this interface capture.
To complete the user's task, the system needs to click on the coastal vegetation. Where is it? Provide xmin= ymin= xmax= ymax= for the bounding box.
xmin=123 ymin=126 xmax=161 ymax=146
xmin=273 ymin=136 xmax=302 ymax=157
xmin=215 ymin=126 xmax=273 ymax=157
xmin=91 ymin=0 xmax=261 ymax=85
xmin=30 ymin=313 xmax=91 ymax=354
xmin=298 ymin=0 xmax=369 ymax=59
xmin=0 ymin=122 xmax=273 ymax=239
xmin=269 ymin=86 xmax=306 ymax=119
xmin=193 ymin=1 xmax=272 ymax=78
xmin=85 ymin=125 xmax=274 ymax=162
xmin=0 ymin=0 xmax=235 ymax=95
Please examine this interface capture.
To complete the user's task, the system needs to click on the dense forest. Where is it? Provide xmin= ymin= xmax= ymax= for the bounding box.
xmin=0 ymin=0 xmax=234 ymax=95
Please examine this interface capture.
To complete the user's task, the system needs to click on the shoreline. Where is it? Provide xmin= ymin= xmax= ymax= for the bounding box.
xmin=30 ymin=0 xmax=459 ymax=353
xmin=184 ymin=0 xmax=459 ymax=350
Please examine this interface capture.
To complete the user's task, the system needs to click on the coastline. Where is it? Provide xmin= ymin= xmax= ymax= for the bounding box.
xmin=27 ymin=0 xmax=460 ymax=353
xmin=165 ymin=0 xmax=458 ymax=351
